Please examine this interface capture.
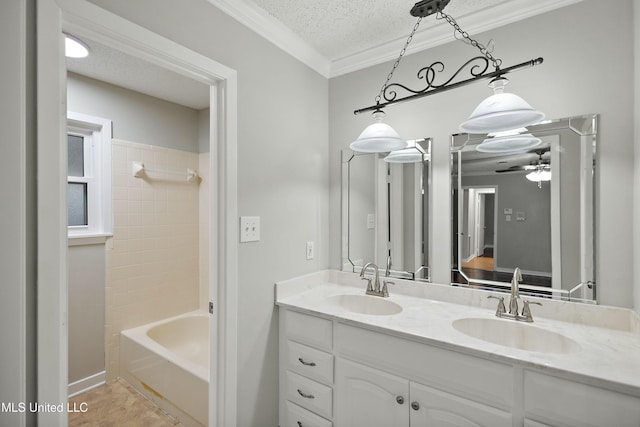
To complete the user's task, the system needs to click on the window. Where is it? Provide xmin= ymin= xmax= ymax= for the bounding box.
xmin=67 ymin=112 xmax=112 ymax=238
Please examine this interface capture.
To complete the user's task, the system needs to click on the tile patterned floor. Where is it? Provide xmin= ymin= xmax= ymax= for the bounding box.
xmin=68 ymin=378 xmax=183 ymax=427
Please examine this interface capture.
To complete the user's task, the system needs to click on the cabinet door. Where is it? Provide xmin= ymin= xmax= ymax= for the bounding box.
xmin=409 ymin=382 xmax=512 ymax=427
xmin=335 ymin=358 xmax=409 ymax=427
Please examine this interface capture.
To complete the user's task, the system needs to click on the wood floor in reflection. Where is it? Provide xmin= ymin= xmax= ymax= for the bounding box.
xmin=68 ymin=378 xmax=183 ymax=427
xmin=462 ymin=255 xmax=494 ymax=271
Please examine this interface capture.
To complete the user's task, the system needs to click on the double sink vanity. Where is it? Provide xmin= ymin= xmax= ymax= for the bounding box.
xmin=276 ymin=269 xmax=640 ymax=427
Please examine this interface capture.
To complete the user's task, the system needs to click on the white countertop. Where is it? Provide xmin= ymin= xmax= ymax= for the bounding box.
xmin=275 ymin=270 xmax=640 ymax=396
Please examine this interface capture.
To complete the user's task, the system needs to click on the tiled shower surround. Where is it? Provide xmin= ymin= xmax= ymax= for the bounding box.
xmin=106 ymin=139 xmax=207 ymax=380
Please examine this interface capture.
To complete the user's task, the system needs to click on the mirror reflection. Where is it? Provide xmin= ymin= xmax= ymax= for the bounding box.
xmin=451 ymin=114 xmax=597 ymax=303
xmin=342 ymin=139 xmax=431 ymax=281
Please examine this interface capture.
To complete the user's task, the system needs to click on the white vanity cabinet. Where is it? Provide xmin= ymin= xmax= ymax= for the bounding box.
xmin=334 ymin=358 xmax=511 ymax=427
xmin=279 ymin=307 xmax=512 ymax=427
xmin=278 ymin=305 xmax=640 ymax=427
xmin=279 ymin=310 xmax=335 ymax=427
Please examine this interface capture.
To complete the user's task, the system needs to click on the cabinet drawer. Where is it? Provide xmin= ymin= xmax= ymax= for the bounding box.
xmin=334 ymin=323 xmax=513 ymax=410
xmin=286 ymin=370 xmax=333 ymax=419
xmin=524 ymin=370 xmax=640 ymax=427
xmin=284 ymin=401 xmax=332 ymax=427
xmin=285 ymin=310 xmax=332 ymax=351
xmin=287 ymin=341 xmax=334 ymax=385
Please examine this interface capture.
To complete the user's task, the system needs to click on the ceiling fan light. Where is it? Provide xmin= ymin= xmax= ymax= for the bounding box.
xmin=460 ymin=78 xmax=544 ymax=134
xmin=350 ymin=111 xmax=407 ymax=153
xmin=526 ymin=168 xmax=551 ymax=182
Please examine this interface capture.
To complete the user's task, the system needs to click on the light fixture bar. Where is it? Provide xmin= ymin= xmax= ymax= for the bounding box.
xmin=354 ymin=57 xmax=543 ymax=116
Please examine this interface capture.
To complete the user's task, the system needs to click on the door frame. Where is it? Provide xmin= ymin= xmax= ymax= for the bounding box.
xmin=36 ymin=1 xmax=238 ymax=425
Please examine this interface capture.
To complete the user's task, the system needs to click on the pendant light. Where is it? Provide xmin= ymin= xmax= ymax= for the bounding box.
xmin=350 ymin=110 xmax=407 ymax=153
xmin=460 ymin=77 xmax=544 ymax=134
xmin=352 ymin=0 xmax=545 ymax=150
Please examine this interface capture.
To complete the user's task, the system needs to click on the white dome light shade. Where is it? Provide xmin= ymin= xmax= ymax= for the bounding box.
xmin=475 ymin=133 xmax=541 ymax=154
xmin=526 ymin=168 xmax=551 ymax=182
xmin=65 ymin=35 xmax=89 ymax=58
xmin=384 ymin=142 xmax=427 ymax=163
xmin=460 ymin=78 xmax=544 ymax=134
xmin=350 ymin=111 xmax=407 ymax=153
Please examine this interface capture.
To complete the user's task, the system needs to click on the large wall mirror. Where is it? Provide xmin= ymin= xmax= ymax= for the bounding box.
xmin=342 ymin=138 xmax=431 ymax=281
xmin=451 ymin=114 xmax=597 ymax=303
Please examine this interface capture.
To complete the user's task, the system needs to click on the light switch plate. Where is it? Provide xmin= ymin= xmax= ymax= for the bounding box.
xmin=306 ymin=241 xmax=314 ymax=260
xmin=240 ymin=216 xmax=260 ymax=242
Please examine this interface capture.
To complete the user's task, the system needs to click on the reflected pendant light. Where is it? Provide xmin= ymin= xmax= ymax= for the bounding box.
xmin=350 ymin=110 xmax=407 ymax=153
xmin=475 ymin=127 xmax=541 ymax=154
xmin=460 ymin=77 xmax=544 ymax=134
xmin=384 ymin=140 xmax=428 ymax=163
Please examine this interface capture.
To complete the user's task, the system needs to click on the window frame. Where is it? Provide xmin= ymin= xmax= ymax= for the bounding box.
xmin=66 ymin=111 xmax=113 ymax=240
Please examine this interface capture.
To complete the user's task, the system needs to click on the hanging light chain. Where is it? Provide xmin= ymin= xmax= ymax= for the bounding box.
xmin=375 ymin=17 xmax=423 ymax=105
xmin=437 ymin=10 xmax=502 ymax=70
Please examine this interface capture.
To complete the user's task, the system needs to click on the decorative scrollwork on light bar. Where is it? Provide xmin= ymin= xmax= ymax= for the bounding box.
xmin=354 ymin=57 xmax=543 ymax=116
xmin=382 ymin=56 xmax=490 ymax=102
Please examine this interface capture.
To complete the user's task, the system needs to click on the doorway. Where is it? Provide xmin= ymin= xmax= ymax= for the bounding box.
xmin=37 ymin=1 xmax=238 ymax=426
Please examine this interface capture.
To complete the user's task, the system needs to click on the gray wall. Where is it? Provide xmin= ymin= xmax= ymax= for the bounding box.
xmin=634 ymin=0 xmax=640 ymax=316
xmin=68 ymin=244 xmax=106 ymax=383
xmin=0 ymin=0 xmax=37 ymax=425
xmin=68 ymin=73 xmax=202 ymax=153
xmin=86 ymin=1 xmax=330 ymax=426
xmin=330 ymin=0 xmax=635 ymax=308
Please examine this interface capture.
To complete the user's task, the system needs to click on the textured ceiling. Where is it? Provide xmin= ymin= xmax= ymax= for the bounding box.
xmin=66 ymin=37 xmax=210 ymax=110
xmin=66 ymin=0 xmax=580 ymax=107
xmin=250 ymin=0 xmax=506 ymax=60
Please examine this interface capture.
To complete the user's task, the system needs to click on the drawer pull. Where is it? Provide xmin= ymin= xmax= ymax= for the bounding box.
xmin=411 ymin=401 xmax=420 ymax=411
xmin=298 ymin=357 xmax=316 ymax=367
xmin=396 ymin=396 xmax=405 ymax=405
xmin=297 ymin=389 xmax=315 ymax=399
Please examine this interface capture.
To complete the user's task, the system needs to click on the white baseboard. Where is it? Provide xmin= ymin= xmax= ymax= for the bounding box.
xmin=68 ymin=370 xmax=106 ymax=397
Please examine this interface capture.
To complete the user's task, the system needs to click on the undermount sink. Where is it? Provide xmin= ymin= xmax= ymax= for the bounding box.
xmin=324 ymin=294 xmax=402 ymax=316
xmin=452 ymin=317 xmax=581 ymax=354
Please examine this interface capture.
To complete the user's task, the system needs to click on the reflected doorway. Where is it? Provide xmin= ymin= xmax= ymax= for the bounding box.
xmin=461 ymin=187 xmax=496 ymax=274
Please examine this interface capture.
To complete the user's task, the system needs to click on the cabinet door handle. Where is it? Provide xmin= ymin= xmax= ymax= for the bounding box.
xmin=297 ymin=389 xmax=315 ymax=399
xmin=396 ymin=396 xmax=405 ymax=404
xmin=298 ymin=357 xmax=316 ymax=367
xmin=411 ymin=401 xmax=420 ymax=411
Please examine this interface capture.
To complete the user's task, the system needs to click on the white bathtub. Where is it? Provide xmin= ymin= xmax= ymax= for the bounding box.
xmin=120 ymin=311 xmax=209 ymax=426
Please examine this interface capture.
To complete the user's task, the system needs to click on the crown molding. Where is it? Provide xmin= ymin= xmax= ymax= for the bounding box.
xmin=206 ymin=0 xmax=583 ymax=79
xmin=329 ymin=0 xmax=583 ymax=77
xmin=206 ymin=0 xmax=331 ymax=77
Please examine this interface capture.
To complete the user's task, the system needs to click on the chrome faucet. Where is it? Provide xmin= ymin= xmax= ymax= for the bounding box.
xmin=360 ymin=262 xmax=393 ymax=298
xmin=487 ymin=267 xmax=543 ymax=322
xmin=509 ymin=267 xmax=522 ymax=315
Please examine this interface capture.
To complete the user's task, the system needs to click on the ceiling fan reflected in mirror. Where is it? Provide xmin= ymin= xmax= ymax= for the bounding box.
xmin=497 ymin=149 xmax=551 ymax=188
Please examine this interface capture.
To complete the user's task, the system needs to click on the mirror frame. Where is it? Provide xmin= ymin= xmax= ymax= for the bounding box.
xmin=342 ymin=138 xmax=432 ymax=281
xmin=450 ymin=114 xmax=598 ymax=303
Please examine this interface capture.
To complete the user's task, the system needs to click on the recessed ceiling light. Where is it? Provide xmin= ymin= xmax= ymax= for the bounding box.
xmin=65 ymin=34 xmax=89 ymax=58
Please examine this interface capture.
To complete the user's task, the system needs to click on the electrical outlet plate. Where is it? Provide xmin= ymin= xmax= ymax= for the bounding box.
xmin=240 ymin=216 xmax=260 ymax=242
